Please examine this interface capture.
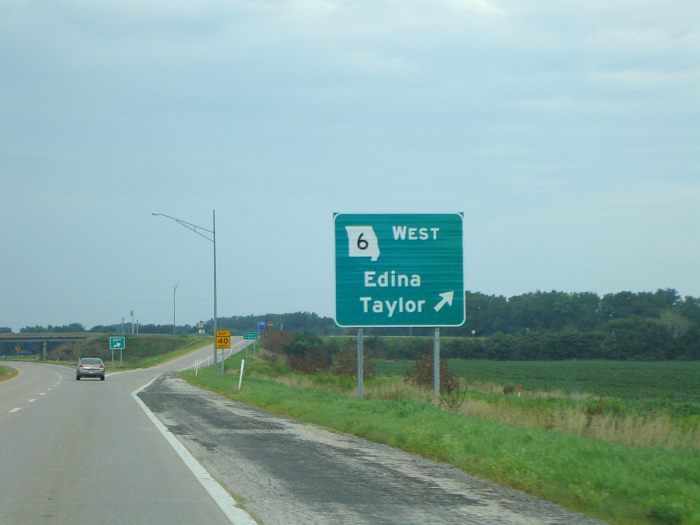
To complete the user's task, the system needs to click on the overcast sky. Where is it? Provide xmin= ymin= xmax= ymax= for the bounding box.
xmin=1 ymin=0 xmax=699 ymax=331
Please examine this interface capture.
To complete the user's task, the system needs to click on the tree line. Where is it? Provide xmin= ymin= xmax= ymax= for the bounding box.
xmin=4 ymin=289 xmax=699 ymax=361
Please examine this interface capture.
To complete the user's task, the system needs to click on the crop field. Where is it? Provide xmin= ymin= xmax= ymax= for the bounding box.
xmin=376 ymin=359 xmax=700 ymax=417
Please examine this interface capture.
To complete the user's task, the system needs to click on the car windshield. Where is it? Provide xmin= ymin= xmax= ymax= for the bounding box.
xmin=81 ymin=358 xmax=102 ymax=365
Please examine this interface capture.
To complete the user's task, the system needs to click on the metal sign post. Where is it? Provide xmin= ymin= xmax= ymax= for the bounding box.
xmin=433 ymin=328 xmax=440 ymax=398
xmin=357 ymin=328 xmax=364 ymax=400
xmin=244 ymin=331 xmax=258 ymax=357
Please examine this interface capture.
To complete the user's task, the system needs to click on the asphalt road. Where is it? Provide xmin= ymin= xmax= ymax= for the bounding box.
xmin=0 ymin=341 xmax=253 ymax=525
xmin=140 ymin=375 xmax=607 ymax=525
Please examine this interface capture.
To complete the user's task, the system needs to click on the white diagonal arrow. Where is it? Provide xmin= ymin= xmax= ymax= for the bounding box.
xmin=434 ymin=291 xmax=455 ymax=312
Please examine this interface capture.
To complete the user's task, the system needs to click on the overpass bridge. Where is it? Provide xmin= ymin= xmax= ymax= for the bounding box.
xmin=0 ymin=333 xmax=104 ymax=359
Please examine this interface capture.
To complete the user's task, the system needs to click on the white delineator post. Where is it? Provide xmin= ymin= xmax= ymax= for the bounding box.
xmin=238 ymin=359 xmax=245 ymax=392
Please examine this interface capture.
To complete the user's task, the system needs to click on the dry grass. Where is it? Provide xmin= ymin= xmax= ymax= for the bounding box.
xmin=458 ymin=397 xmax=699 ymax=449
xmin=364 ymin=379 xmax=434 ymax=403
xmin=263 ymin=372 xmax=699 ymax=449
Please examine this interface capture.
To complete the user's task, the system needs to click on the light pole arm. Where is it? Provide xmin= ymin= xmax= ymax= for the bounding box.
xmin=151 ymin=212 xmax=214 ymax=243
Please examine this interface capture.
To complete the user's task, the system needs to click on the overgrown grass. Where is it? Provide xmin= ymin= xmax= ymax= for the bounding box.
xmin=182 ymin=354 xmax=700 ymax=525
xmin=47 ymin=335 xmax=211 ymax=369
xmin=374 ymin=359 xmax=700 ymax=449
xmin=0 ymin=364 xmax=19 ymax=382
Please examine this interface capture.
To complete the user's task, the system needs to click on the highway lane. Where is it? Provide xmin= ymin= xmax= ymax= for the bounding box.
xmin=0 ymin=340 xmax=252 ymax=525
xmin=0 ymin=361 xmax=63 ymax=417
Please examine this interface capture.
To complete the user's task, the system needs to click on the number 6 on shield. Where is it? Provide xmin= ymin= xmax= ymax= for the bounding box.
xmin=345 ymin=226 xmax=380 ymax=261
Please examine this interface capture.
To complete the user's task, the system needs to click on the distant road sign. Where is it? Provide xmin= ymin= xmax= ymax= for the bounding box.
xmin=257 ymin=321 xmax=265 ymax=331
xmin=109 ymin=337 xmax=126 ymax=350
xmin=215 ymin=330 xmax=231 ymax=349
xmin=243 ymin=332 xmax=258 ymax=340
xmin=334 ymin=213 xmax=465 ymax=327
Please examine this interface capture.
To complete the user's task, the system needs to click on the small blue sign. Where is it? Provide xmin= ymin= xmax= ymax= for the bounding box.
xmin=257 ymin=321 xmax=265 ymax=331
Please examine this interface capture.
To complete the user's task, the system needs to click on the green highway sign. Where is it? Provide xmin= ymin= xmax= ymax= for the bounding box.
xmin=243 ymin=331 xmax=258 ymax=340
xmin=109 ymin=336 xmax=126 ymax=350
xmin=334 ymin=213 xmax=465 ymax=327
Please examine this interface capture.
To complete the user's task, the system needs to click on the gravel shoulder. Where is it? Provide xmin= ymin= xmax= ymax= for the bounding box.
xmin=139 ymin=374 xmax=606 ymax=525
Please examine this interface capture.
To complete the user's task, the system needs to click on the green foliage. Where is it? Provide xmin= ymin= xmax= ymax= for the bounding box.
xmin=259 ymin=354 xmax=290 ymax=376
xmin=261 ymin=330 xmax=294 ymax=354
xmin=215 ymin=311 xmax=337 ymax=334
xmin=603 ymin=316 xmax=673 ymax=360
xmin=329 ymin=340 xmax=375 ymax=377
xmin=405 ymin=352 xmax=461 ymax=394
xmin=20 ymin=323 xmax=85 ymax=333
xmin=284 ymin=331 xmax=323 ymax=357
xmin=439 ymin=388 xmax=468 ymax=412
xmin=327 ymin=322 xmax=697 ymax=361
xmin=278 ymin=331 xmax=330 ymax=374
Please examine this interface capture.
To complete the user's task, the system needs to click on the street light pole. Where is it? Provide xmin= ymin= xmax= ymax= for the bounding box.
xmin=152 ymin=210 xmax=218 ymax=365
xmin=173 ymin=283 xmax=179 ymax=336
xmin=212 ymin=210 xmax=217 ymax=358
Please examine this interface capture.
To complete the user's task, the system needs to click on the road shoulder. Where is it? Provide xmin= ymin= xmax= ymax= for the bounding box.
xmin=139 ymin=374 xmax=606 ymax=525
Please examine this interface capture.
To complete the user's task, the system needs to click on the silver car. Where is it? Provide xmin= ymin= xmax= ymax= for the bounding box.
xmin=76 ymin=357 xmax=106 ymax=381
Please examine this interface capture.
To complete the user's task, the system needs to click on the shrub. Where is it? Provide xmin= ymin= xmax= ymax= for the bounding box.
xmin=288 ymin=347 xmax=330 ymax=374
xmin=503 ymin=385 xmax=516 ymax=395
xmin=440 ymin=388 xmax=468 ymax=412
xmin=330 ymin=341 xmax=375 ymax=377
xmin=405 ymin=352 xmax=460 ymax=394
xmin=261 ymin=331 xmax=294 ymax=355
xmin=281 ymin=332 xmax=330 ymax=374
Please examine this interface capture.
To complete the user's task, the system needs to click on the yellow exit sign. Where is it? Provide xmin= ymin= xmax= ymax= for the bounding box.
xmin=215 ymin=330 xmax=231 ymax=349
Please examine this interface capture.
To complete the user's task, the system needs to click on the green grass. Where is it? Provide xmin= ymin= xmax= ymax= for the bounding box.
xmin=0 ymin=364 xmax=19 ymax=382
xmin=181 ymin=355 xmax=700 ymax=525
xmin=47 ymin=335 xmax=212 ymax=369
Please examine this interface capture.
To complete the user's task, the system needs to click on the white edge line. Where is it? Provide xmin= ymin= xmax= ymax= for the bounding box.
xmin=131 ymin=376 xmax=257 ymax=525
xmin=9 ymin=407 xmax=21 ymax=413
